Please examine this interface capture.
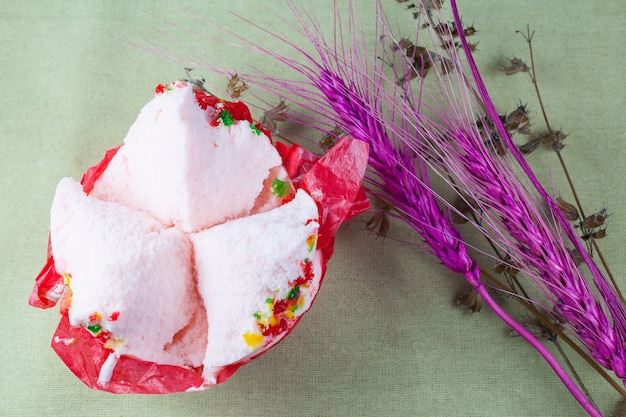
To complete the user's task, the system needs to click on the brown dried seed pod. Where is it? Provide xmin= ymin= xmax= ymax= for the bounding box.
xmin=451 ymin=195 xmax=472 ymax=224
xmin=493 ymin=256 xmax=521 ymax=275
xmin=567 ymin=248 xmax=584 ymax=266
xmin=556 ymin=197 xmax=580 ymax=221
xmin=463 ymin=26 xmax=477 ymax=37
xmin=538 ymin=130 xmax=568 ymax=152
xmin=501 ymin=56 xmax=529 ymax=75
xmin=226 ymin=73 xmax=249 ymax=99
xmin=434 ymin=22 xmax=453 ymax=37
xmin=518 ymin=138 xmax=542 ymax=155
xmin=408 ymin=45 xmax=433 ymax=79
xmin=456 ymin=286 xmax=482 ymax=312
xmin=505 ymin=104 xmax=530 ymax=132
xmin=581 ymin=208 xmax=609 ymax=230
xmin=260 ymin=100 xmax=288 ymax=134
xmin=582 ymin=228 xmax=607 ymax=241
xmin=364 ymin=209 xmax=391 ymax=238
xmin=319 ymin=126 xmax=344 ymax=151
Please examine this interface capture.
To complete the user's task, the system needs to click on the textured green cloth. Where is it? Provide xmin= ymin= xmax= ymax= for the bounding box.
xmin=2 ymin=1 xmax=625 ymax=416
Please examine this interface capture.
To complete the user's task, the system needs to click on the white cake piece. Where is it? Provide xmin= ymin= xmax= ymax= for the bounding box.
xmin=91 ymin=82 xmax=284 ymax=233
xmin=50 ymin=177 xmax=206 ymax=368
xmin=48 ymin=82 xmax=323 ymax=386
xmin=190 ymin=189 xmax=320 ymax=381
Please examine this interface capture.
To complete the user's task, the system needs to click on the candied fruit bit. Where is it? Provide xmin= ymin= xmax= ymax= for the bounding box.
xmin=89 ymin=312 xmax=102 ymax=322
xmin=306 ymin=235 xmax=317 ymax=252
xmin=286 ymin=286 xmax=300 ymax=300
xmin=250 ymin=123 xmax=261 ymax=135
xmin=220 ymin=110 xmax=234 ymax=126
xmin=87 ymin=324 xmax=102 ymax=335
xmin=271 ymin=178 xmax=290 ymax=198
xmin=243 ymin=332 xmax=264 ymax=348
xmin=273 ymin=299 xmax=287 ymax=315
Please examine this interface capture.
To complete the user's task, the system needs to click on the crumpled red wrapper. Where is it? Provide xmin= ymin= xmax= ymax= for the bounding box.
xmin=30 ymin=132 xmax=369 ymax=394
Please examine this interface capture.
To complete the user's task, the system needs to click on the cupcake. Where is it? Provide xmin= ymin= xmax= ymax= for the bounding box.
xmin=30 ymin=80 xmax=369 ymax=393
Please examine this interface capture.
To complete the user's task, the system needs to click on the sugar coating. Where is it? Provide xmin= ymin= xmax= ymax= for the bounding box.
xmin=50 ymin=178 xmax=206 ymax=367
xmin=190 ymin=190 xmax=319 ymax=381
xmin=91 ymin=83 xmax=283 ymax=233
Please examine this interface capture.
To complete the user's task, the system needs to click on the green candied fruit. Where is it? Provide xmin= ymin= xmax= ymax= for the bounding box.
xmin=220 ymin=110 xmax=234 ymax=126
xmin=250 ymin=123 xmax=261 ymax=135
xmin=253 ymin=311 xmax=262 ymax=320
xmin=271 ymin=178 xmax=290 ymax=198
xmin=87 ymin=324 xmax=102 ymax=335
xmin=286 ymin=286 xmax=300 ymax=300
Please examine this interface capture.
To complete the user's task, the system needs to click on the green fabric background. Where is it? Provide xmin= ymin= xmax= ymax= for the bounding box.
xmin=2 ymin=1 xmax=624 ymax=416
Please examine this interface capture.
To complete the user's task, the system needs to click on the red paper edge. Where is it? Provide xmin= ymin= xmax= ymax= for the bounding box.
xmin=31 ymin=132 xmax=370 ymax=393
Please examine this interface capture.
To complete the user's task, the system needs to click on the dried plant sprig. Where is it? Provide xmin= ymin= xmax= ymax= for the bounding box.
xmin=504 ymin=26 xmax=622 ymax=304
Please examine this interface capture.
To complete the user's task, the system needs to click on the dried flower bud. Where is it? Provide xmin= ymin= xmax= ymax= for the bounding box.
xmin=582 ymin=228 xmax=607 ymax=241
xmin=364 ymin=205 xmax=391 ymax=238
xmin=183 ymin=68 xmax=212 ymax=95
xmin=537 ymin=130 xmax=568 ymax=152
xmin=477 ymin=117 xmax=507 ymax=155
xmin=451 ymin=195 xmax=472 ymax=224
xmin=434 ymin=22 xmax=453 ymax=37
xmin=226 ymin=73 xmax=249 ymax=99
xmin=556 ymin=197 xmax=579 ymax=221
xmin=456 ymin=286 xmax=482 ymax=313
xmin=504 ymin=104 xmax=530 ymax=133
xmin=567 ymin=248 xmax=584 ymax=266
xmin=510 ymin=316 xmax=551 ymax=339
xmin=493 ymin=255 xmax=521 ymax=275
xmin=518 ymin=137 xmax=542 ymax=155
xmin=501 ymin=56 xmax=529 ymax=75
xmin=581 ymin=208 xmax=609 ymax=230
xmin=463 ymin=26 xmax=477 ymax=37
xmin=395 ymin=37 xmax=414 ymax=51
xmin=260 ymin=100 xmax=288 ymax=134
xmin=407 ymin=45 xmax=433 ymax=79
xmin=319 ymin=126 xmax=344 ymax=151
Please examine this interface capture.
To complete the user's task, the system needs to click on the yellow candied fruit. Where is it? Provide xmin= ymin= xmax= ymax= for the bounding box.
xmin=90 ymin=311 xmax=102 ymax=322
xmin=284 ymin=310 xmax=295 ymax=320
xmin=61 ymin=272 xmax=73 ymax=305
xmin=243 ymin=332 xmax=264 ymax=348
xmin=104 ymin=338 xmax=125 ymax=350
xmin=306 ymin=234 xmax=317 ymax=252
xmin=269 ymin=315 xmax=279 ymax=327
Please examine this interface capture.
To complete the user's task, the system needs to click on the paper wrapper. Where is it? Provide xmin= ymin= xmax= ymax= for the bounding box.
xmin=30 ymin=133 xmax=369 ymax=393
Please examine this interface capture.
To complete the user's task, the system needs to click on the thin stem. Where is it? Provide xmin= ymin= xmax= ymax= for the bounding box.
xmin=517 ymin=27 xmax=552 ymax=135
xmin=551 ymin=337 xmax=599 ymax=411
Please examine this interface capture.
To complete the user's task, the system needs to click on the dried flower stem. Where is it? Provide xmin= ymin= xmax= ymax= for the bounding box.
xmin=516 ymin=27 xmax=623 ymax=304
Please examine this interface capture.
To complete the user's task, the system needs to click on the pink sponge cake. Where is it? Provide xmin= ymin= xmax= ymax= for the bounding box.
xmin=31 ymin=80 xmax=370 ymax=393
xmin=91 ymin=80 xmax=288 ymax=232
xmin=191 ymin=189 xmax=320 ymax=382
xmin=50 ymin=178 xmax=207 ymax=368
